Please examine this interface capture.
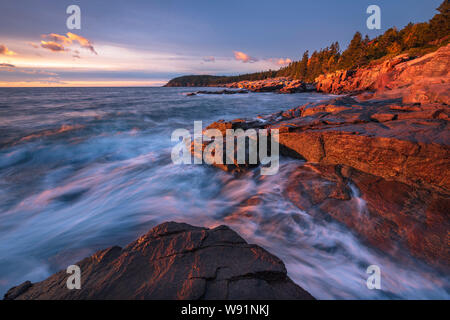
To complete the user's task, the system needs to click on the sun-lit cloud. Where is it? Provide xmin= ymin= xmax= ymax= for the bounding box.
xmin=266 ymin=57 xmax=293 ymax=66
xmin=233 ymin=51 xmax=258 ymax=63
xmin=44 ymin=33 xmax=71 ymax=45
xmin=0 ymin=44 xmax=16 ymax=56
xmin=66 ymin=32 xmax=97 ymax=54
xmin=40 ymin=32 xmax=97 ymax=55
xmin=276 ymin=58 xmax=292 ymax=65
xmin=41 ymin=41 xmax=66 ymax=52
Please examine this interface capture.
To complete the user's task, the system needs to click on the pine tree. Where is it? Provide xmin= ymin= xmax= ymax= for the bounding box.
xmin=299 ymin=50 xmax=309 ymax=80
xmin=338 ymin=31 xmax=363 ymax=70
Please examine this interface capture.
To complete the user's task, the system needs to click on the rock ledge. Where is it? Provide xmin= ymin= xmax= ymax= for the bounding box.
xmin=4 ymin=222 xmax=314 ymax=300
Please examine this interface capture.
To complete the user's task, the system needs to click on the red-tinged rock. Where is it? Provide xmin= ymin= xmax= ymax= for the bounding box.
xmin=196 ymin=93 xmax=449 ymax=268
xmin=284 ymin=163 xmax=450 ymax=269
xmin=224 ymin=77 xmax=311 ymax=93
xmin=315 ymin=44 xmax=450 ymax=105
xmin=4 ymin=222 xmax=314 ymax=300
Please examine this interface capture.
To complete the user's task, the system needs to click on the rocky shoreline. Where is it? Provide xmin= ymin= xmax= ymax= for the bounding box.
xmin=6 ymin=44 xmax=448 ymax=300
xmin=4 ymin=222 xmax=314 ymax=300
xmin=177 ymin=44 xmax=449 ymax=101
xmin=222 ymin=78 xmax=315 ymax=93
xmin=189 ymin=44 xmax=450 ymax=270
xmin=200 ymin=95 xmax=449 ymax=269
xmin=186 ymin=89 xmax=248 ymax=96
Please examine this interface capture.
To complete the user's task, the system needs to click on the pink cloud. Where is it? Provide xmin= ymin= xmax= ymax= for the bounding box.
xmin=40 ymin=32 xmax=97 ymax=55
xmin=66 ymin=32 xmax=97 ymax=54
xmin=276 ymin=58 xmax=292 ymax=65
xmin=41 ymin=41 xmax=66 ymax=52
xmin=234 ymin=51 xmax=258 ymax=63
xmin=267 ymin=58 xmax=293 ymax=66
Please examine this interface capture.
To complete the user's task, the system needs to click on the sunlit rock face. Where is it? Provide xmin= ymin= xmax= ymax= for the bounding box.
xmin=4 ymin=222 xmax=314 ymax=300
xmin=315 ymin=43 xmax=450 ymax=105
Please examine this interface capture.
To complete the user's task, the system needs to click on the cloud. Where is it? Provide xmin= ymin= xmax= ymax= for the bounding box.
xmin=72 ymin=49 xmax=81 ymax=59
xmin=0 ymin=44 xmax=16 ymax=56
xmin=41 ymin=41 xmax=66 ymax=52
xmin=66 ymin=33 xmax=97 ymax=54
xmin=202 ymin=56 xmax=215 ymax=62
xmin=27 ymin=42 xmax=40 ymax=49
xmin=267 ymin=58 xmax=293 ymax=66
xmin=20 ymin=69 xmax=58 ymax=76
xmin=0 ymin=63 xmax=57 ymax=76
xmin=233 ymin=51 xmax=258 ymax=63
xmin=38 ymin=77 xmax=66 ymax=85
xmin=44 ymin=33 xmax=72 ymax=45
xmin=0 ymin=63 xmax=16 ymax=68
xmin=40 ymin=32 xmax=97 ymax=55
xmin=276 ymin=58 xmax=292 ymax=65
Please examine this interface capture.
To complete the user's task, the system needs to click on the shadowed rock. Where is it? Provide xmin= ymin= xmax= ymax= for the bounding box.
xmin=4 ymin=222 xmax=314 ymax=300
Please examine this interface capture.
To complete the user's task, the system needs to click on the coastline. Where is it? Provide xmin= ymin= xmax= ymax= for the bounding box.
xmin=4 ymin=44 xmax=449 ymax=300
xmin=186 ymin=45 xmax=450 ymax=269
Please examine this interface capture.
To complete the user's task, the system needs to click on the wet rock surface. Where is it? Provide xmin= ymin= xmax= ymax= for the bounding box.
xmin=4 ymin=222 xmax=314 ymax=300
xmin=195 ymin=94 xmax=450 ymax=268
xmin=284 ymin=163 xmax=450 ymax=268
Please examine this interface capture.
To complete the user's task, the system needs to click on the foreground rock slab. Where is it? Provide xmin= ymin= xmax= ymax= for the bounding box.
xmin=4 ymin=222 xmax=314 ymax=300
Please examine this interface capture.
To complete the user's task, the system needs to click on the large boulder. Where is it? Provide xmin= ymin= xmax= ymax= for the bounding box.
xmin=4 ymin=222 xmax=314 ymax=300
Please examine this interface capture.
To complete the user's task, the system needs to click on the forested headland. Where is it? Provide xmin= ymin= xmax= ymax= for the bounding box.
xmin=165 ymin=1 xmax=449 ymax=87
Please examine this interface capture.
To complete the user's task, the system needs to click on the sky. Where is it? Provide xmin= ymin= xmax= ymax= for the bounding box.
xmin=0 ymin=0 xmax=443 ymax=87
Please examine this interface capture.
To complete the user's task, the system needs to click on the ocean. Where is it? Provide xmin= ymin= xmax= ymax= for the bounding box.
xmin=0 ymin=87 xmax=448 ymax=299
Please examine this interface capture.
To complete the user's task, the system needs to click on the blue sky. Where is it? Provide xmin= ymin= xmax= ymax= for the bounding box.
xmin=0 ymin=0 xmax=443 ymax=86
